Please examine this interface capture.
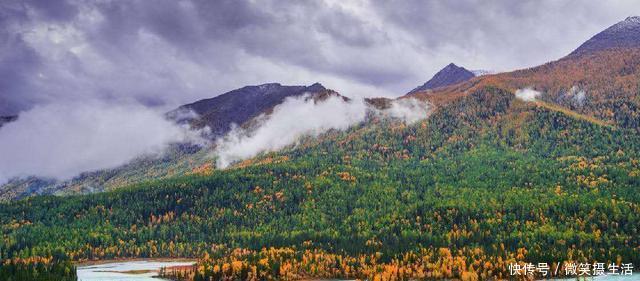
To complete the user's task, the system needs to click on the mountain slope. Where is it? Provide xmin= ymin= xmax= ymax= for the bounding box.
xmin=409 ymin=16 xmax=640 ymax=109
xmin=407 ymin=17 xmax=640 ymax=132
xmin=2 ymin=16 xmax=640 ymax=281
xmin=569 ymin=16 xmax=640 ymax=57
xmin=0 ymin=143 xmax=209 ymax=200
xmin=4 ymin=17 xmax=640 ymax=203
xmin=0 ymin=84 xmax=348 ymax=201
xmin=407 ymin=63 xmax=475 ymax=94
xmin=409 ymin=48 xmax=640 ymax=133
xmin=2 ymin=86 xmax=639 ymax=280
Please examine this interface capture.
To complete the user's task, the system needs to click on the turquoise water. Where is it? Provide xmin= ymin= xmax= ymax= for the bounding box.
xmin=76 ymin=260 xmax=195 ymax=281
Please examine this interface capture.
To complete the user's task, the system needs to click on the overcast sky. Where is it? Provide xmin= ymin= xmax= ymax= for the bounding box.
xmin=0 ymin=0 xmax=638 ymax=115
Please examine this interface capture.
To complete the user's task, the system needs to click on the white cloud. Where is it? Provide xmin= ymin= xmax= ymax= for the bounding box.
xmin=568 ymin=86 xmax=586 ymax=105
xmin=574 ymin=90 xmax=586 ymax=104
xmin=515 ymin=88 xmax=542 ymax=102
xmin=214 ymin=95 xmax=367 ymax=168
xmin=385 ymin=98 xmax=432 ymax=124
xmin=214 ymin=95 xmax=430 ymax=168
xmin=0 ymin=102 xmax=206 ymax=183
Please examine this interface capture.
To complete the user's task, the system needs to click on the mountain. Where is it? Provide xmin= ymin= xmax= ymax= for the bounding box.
xmin=0 ymin=83 xmax=348 ymax=201
xmin=408 ymin=17 xmax=640 ymax=133
xmin=5 ymin=86 xmax=640 ymax=280
xmin=569 ymin=16 xmax=640 ymax=57
xmin=407 ymin=63 xmax=475 ymax=94
xmin=3 ymin=16 xmax=640 ymax=281
xmin=0 ymin=143 xmax=208 ymax=201
xmin=168 ymin=82 xmax=334 ymax=137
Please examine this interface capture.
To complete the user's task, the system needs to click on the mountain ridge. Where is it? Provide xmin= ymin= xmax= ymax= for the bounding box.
xmin=568 ymin=16 xmax=640 ymax=57
xmin=167 ymin=82 xmax=340 ymax=137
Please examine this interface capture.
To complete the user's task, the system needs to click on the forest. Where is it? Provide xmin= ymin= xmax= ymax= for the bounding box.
xmin=1 ymin=87 xmax=639 ymax=280
xmin=0 ymin=257 xmax=76 ymax=281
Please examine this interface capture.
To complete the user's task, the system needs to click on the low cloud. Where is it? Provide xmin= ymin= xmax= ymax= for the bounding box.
xmin=515 ymin=88 xmax=542 ymax=102
xmin=214 ymin=95 xmax=367 ymax=168
xmin=568 ymin=86 xmax=586 ymax=106
xmin=0 ymin=102 xmax=206 ymax=183
xmin=385 ymin=98 xmax=432 ymax=124
xmin=214 ymin=95 xmax=430 ymax=168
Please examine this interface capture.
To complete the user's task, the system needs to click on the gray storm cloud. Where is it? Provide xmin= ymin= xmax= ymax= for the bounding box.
xmin=214 ymin=95 xmax=430 ymax=168
xmin=0 ymin=0 xmax=636 ymax=179
xmin=0 ymin=102 xmax=206 ymax=183
xmin=0 ymin=0 xmax=637 ymax=115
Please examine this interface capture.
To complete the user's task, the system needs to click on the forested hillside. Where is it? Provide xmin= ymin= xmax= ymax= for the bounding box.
xmin=3 ymin=14 xmax=640 ymax=281
xmin=2 ymin=86 xmax=639 ymax=280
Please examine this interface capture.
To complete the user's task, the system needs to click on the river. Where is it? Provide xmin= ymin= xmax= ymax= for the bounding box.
xmin=76 ymin=260 xmax=196 ymax=281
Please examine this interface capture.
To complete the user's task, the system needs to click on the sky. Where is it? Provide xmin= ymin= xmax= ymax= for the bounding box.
xmin=0 ymin=0 xmax=638 ymax=115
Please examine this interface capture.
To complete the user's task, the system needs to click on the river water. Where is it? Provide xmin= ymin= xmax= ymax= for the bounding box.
xmin=76 ymin=260 xmax=195 ymax=281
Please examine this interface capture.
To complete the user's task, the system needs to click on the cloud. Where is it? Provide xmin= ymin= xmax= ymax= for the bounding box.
xmin=515 ymin=88 xmax=542 ymax=102
xmin=370 ymin=0 xmax=636 ymax=73
xmin=0 ymin=102 xmax=206 ymax=183
xmin=569 ymin=86 xmax=587 ymax=106
xmin=385 ymin=98 xmax=432 ymax=124
xmin=574 ymin=91 xmax=586 ymax=104
xmin=1 ymin=0 xmax=637 ymax=115
xmin=214 ymin=95 xmax=430 ymax=168
xmin=214 ymin=95 xmax=367 ymax=168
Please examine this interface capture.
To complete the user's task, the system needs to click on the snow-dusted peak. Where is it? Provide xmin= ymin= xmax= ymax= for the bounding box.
xmin=608 ymin=16 xmax=640 ymax=32
xmin=568 ymin=16 xmax=640 ymax=57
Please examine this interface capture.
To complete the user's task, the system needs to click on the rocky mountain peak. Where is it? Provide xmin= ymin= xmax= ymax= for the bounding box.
xmin=407 ymin=63 xmax=475 ymax=94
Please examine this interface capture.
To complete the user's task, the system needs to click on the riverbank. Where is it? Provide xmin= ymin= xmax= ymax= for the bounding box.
xmin=74 ymin=257 xmax=197 ymax=267
xmin=76 ymin=259 xmax=197 ymax=281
